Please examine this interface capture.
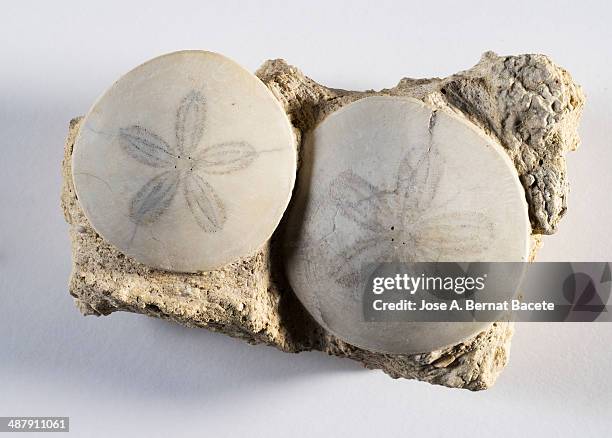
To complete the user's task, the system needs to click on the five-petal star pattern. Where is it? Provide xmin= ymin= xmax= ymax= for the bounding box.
xmin=119 ymin=90 xmax=257 ymax=232
xmin=325 ymin=146 xmax=496 ymax=289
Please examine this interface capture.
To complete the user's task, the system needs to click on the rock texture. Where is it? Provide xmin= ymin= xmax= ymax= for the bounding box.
xmin=61 ymin=52 xmax=584 ymax=390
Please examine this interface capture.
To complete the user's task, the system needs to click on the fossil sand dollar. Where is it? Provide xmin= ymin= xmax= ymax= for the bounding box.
xmin=284 ymin=96 xmax=530 ymax=354
xmin=72 ymin=51 xmax=296 ymax=272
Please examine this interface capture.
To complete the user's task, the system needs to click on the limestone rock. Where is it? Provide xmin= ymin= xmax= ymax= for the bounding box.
xmin=61 ymin=52 xmax=584 ymax=390
xmin=259 ymin=51 xmax=584 ymax=234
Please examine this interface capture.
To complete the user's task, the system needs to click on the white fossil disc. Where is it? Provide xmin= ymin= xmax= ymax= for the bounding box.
xmin=284 ymin=96 xmax=530 ymax=354
xmin=72 ymin=51 xmax=296 ymax=272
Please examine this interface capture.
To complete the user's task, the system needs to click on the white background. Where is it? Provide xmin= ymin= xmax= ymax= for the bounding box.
xmin=1 ymin=1 xmax=611 ymax=436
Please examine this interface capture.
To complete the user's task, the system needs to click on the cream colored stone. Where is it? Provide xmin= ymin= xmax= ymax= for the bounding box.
xmin=284 ymin=96 xmax=530 ymax=354
xmin=62 ymin=52 xmax=584 ymax=390
xmin=72 ymin=51 xmax=296 ymax=272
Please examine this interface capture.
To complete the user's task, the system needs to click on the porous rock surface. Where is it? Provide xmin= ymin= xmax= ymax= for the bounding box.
xmin=61 ymin=52 xmax=583 ymax=390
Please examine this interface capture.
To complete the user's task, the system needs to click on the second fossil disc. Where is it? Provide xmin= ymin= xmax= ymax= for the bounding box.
xmin=284 ymin=96 xmax=530 ymax=354
xmin=72 ymin=51 xmax=296 ymax=272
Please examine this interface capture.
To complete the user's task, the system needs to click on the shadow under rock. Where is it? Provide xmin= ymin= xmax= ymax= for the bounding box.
xmin=4 ymin=309 xmax=365 ymax=404
xmin=105 ymin=316 xmax=366 ymax=401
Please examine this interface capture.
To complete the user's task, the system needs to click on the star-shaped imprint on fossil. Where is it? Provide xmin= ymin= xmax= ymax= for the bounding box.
xmin=325 ymin=146 xmax=496 ymax=289
xmin=119 ymin=90 xmax=257 ymax=232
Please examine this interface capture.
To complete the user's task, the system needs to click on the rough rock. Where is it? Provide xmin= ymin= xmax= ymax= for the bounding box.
xmin=61 ymin=52 xmax=583 ymax=390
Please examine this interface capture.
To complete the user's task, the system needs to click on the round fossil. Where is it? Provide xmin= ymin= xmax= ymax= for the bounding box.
xmin=72 ymin=51 xmax=296 ymax=272
xmin=284 ymin=96 xmax=530 ymax=354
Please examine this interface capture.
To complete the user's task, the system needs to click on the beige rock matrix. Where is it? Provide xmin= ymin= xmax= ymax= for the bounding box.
xmin=61 ymin=52 xmax=584 ymax=390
